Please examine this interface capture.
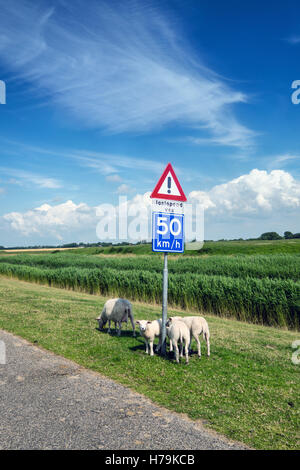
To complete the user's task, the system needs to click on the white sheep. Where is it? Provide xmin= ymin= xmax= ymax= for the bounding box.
xmin=166 ymin=318 xmax=190 ymax=364
xmin=168 ymin=316 xmax=210 ymax=357
xmin=96 ymin=298 xmax=136 ymax=337
xmin=136 ymin=319 xmax=162 ymax=356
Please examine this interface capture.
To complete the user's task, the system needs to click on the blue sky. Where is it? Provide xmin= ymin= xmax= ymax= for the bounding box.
xmin=0 ymin=0 xmax=299 ymax=245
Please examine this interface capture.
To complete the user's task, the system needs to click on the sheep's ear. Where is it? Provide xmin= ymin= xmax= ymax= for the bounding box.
xmin=147 ymin=321 xmax=152 ymax=324
xmin=167 ymin=317 xmax=172 ymax=322
xmin=136 ymin=321 xmax=140 ymax=324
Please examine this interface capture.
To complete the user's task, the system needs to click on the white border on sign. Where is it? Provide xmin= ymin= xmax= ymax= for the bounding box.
xmin=152 ymin=211 xmax=185 ymax=253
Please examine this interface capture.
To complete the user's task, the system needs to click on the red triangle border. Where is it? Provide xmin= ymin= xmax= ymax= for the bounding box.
xmin=150 ymin=163 xmax=187 ymax=202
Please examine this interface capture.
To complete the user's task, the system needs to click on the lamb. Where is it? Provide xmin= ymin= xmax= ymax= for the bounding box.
xmin=168 ymin=316 xmax=210 ymax=357
xmin=166 ymin=318 xmax=190 ymax=364
xmin=136 ymin=319 xmax=162 ymax=356
xmin=96 ymin=298 xmax=136 ymax=337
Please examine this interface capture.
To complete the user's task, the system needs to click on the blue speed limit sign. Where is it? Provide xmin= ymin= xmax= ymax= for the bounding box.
xmin=152 ymin=212 xmax=184 ymax=253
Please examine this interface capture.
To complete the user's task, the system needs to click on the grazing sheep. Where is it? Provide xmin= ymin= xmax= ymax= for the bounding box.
xmin=168 ymin=316 xmax=210 ymax=357
xmin=166 ymin=318 xmax=190 ymax=364
xmin=136 ymin=319 xmax=162 ymax=356
xmin=96 ymin=298 xmax=136 ymax=337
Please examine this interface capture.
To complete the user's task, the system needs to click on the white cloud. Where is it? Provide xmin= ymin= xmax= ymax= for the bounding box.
xmin=1 ymin=194 xmax=152 ymax=243
xmin=0 ymin=0 xmax=255 ymax=149
xmin=189 ymin=169 xmax=300 ymax=215
xmin=106 ymin=174 xmax=122 ymax=183
xmin=2 ymin=170 xmax=299 ymax=244
xmin=2 ymin=200 xmax=96 ymax=239
xmin=117 ymin=184 xmax=131 ymax=194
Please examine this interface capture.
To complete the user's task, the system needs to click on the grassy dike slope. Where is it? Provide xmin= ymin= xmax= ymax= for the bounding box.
xmin=0 ymin=277 xmax=299 ymax=450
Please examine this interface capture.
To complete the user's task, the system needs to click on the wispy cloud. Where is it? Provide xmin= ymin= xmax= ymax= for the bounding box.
xmin=105 ymin=174 xmax=122 ymax=183
xmin=72 ymin=150 xmax=164 ymax=176
xmin=269 ymin=153 xmax=300 ymax=167
xmin=261 ymin=153 xmax=300 ymax=171
xmin=285 ymin=36 xmax=300 ymax=45
xmin=186 ymin=120 xmax=258 ymax=149
xmin=0 ymin=167 xmax=62 ymax=189
xmin=0 ymin=137 xmax=205 ymax=184
xmin=0 ymin=0 xmax=255 ymax=149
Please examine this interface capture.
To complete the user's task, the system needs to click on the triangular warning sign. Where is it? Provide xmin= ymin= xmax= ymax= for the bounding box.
xmin=150 ymin=163 xmax=187 ymax=201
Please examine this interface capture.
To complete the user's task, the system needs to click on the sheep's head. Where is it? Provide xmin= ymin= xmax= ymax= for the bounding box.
xmin=166 ymin=317 xmax=174 ymax=327
xmin=97 ymin=317 xmax=106 ymax=330
xmin=136 ymin=320 xmax=151 ymax=333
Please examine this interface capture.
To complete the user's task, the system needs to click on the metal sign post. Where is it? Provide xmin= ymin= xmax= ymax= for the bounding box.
xmin=150 ymin=163 xmax=187 ymax=357
xmin=161 ymin=252 xmax=168 ymax=355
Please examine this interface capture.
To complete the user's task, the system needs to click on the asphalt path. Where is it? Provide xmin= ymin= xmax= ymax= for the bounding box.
xmin=0 ymin=329 xmax=247 ymax=450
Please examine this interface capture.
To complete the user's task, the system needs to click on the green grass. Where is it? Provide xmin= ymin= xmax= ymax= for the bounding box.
xmin=1 ymin=252 xmax=299 ymax=281
xmin=0 ymin=276 xmax=299 ymax=450
xmin=63 ymin=238 xmax=300 ymax=256
xmin=2 ymin=238 xmax=300 ymax=256
xmin=198 ymin=239 xmax=300 ymax=256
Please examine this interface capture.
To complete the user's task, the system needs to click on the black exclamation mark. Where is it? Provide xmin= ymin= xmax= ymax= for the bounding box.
xmin=167 ymin=176 xmax=171 ymax=194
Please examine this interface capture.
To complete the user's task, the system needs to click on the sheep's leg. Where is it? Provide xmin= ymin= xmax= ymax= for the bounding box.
xmin=184 ymin=340 xmax=189 ymax=364
xmin=108 ymin=320 xmax=111 ymax=334
xmin=129 ymin=311 xmax=136 ymax=337
xmin=194 ymin=333 xmax=201 ymax=357
xmin=169 ymin=340 xmax=173 ymax=352
xmin=173 ymin=341 xmax=179 ymax=363
xmin=145 ymin=339 xmax=149 ymax=354
xmin=114 ymin=322 xmax=117 ymax=333
xmin=117 ymin=321 xmax=122 ymax=336
xmin=188 ymin=336 xmax=193 ymax=354
xmin=205 ymin=332 xmax=210 ymax=356
xmin=179 ymin=341 xmax=183 ymax=358
xmin=149 ymin=340 xmax=154 ymax=356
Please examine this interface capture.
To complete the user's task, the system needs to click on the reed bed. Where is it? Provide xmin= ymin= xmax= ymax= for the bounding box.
xmin=0 ymin=256 xmax=299 ymax=330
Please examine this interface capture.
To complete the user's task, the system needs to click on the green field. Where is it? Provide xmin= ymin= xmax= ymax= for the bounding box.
xmin=63 ymin=238 xmax=300 ymax=256
xmin=0 ymin=239 xmax=299 ymax=449
xmin=0 ymin=277 xmax=299 ymax=450
xmin=0 ymin=245 xmax=299 ymax=330
xmin=2 ymin=237 xmax=300 ymax=256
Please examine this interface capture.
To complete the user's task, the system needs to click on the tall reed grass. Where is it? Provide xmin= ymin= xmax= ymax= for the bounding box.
xmin=0 ymin=259 xmax=298 ymax=330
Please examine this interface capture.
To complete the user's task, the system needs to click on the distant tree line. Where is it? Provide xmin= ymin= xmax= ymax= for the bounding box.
xmin=214 ymin=231 xmax=300 ymax=242
xmin=0 ymin=240 xmax=146 ymax=250
xmin=0 ymin=242 xmax=105 ymax=250
xmin=259 ymin=231 xmax=300 ymax=240
xmin=1 ymin=231 xmax=299 ymax=250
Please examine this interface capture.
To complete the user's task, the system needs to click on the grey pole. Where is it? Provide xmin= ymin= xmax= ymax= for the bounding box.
xmin=161 ymin=252 xmax=168 ymax=355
